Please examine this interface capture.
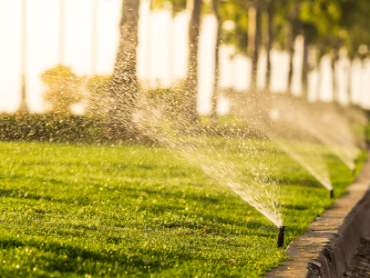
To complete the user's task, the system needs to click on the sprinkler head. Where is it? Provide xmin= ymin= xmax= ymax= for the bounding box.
xmin=277 ymin=226 xmax=285 ymax=248
xmin=330 ymin=189 xmax=334 ymax=199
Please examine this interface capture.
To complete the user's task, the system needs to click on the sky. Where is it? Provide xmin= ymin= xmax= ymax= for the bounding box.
xmin=0 ymin=0 xmax=369 ymax=115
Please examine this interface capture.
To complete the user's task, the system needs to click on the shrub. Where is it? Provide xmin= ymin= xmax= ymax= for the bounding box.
xmin=138 ymin=81 xmax=185 ymax=121
xmin=0 ymin=114 xmax=105 ymax=143
xmin=84 ymin=75 xmax=112 ymax=116
xmin=41 ymin=66 xmax=84 ymax=114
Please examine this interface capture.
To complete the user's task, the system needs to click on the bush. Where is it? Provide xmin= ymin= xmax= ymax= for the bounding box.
xmin=138 ymin=81 xmax=186 ymax=122
xmin=41 ymin=66 xmax=84 ymax=114
xmin=0 ymin=114 xmax=106 ymax=143
xmin=0 ymin=114 xmax=156 ymax=143
xmin=84 ymin=75 xmax=112 ymax=116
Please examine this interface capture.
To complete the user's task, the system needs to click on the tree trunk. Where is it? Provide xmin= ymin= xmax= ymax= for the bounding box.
xmin=184 ymin=0 xmax=202 ymax=123
xmin=248 ymin=4 xmax=261 ymax=93
xmin=347 ymin=60 xmax=352 ymax=105
xmin=331 ymin=49 xmax=339 ymax=103
xmin=92 ymin=0 xmax=98 ymax=74
xmin=316 ymin=59 xmax=322 ymax=101
xmin=19 ymin=75 xmax=28 ymax=114
xmin=145 ymin=3 xmax=151 ymax=84
xmin=287 ymin=2 xmax=299 ymax=95
xmin=287 ymin=31 xmax=295 ymax=95
xmin=109 ymin=0 xmax=140 ymax=135
xmin=19 ymin=0 xmax=29 ymax=114
xmin=168 ymin=15 xmax=174 ymax=85
xmin=301 ymin=30 xmax=309 ymax=100
xmin=265 ymin=2 xmax=274 ymax=92
xmin=210 ymin=0 xmax=221 ymax=123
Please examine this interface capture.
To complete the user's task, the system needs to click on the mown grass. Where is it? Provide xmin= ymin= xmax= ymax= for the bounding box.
xmin=0 ymin=141 xmax=365 ymax=277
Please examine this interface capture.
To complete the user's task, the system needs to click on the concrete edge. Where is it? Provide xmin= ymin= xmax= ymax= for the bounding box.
xmin=266 ymin=155 xmax=370 ymax=278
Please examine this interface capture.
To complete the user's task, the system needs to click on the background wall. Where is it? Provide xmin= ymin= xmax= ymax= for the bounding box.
xmin=1 ymin=0 xmax=369 ymax=115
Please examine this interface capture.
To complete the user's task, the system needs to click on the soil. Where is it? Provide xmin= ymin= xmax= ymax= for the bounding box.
xmin=343 ymin=238 xmax=370 ymax=277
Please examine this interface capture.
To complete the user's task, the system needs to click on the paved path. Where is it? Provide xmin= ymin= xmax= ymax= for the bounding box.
xmin=344 ymin=238 xmax=370 ymax=277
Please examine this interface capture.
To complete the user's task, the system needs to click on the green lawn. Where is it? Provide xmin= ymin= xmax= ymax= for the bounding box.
xmin=0 ymin=141 xmax=365 ymax=277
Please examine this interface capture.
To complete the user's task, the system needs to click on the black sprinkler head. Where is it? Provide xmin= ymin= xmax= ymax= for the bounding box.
xmin=277 ymin=226 xmax=285 ymax=248
xmin=330 ymin=189 xmax=334 ymax=199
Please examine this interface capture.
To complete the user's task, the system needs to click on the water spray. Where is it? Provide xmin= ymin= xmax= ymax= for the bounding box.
xmin=277 ymin=226 xmax=285 ymax=248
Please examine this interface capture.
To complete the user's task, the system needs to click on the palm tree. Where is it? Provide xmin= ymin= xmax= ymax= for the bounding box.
xmin=301 ymin=24 xmax=310 ymax=99
xmin=59 ymin=0 xmax=65 ymax=65
xmin=286 ymin=1 xmax=299 ymax=95
xmin=210 ymin=0 xmax=221 ymax=122
xmin=265 ymin=0 xmax=274 ymax=92
xmin=184 ymin=0 xmax=202 ymax=123
xmin=92 ymin=0 xmax=99 ymax=74
xmin=248 ymin=2 xmax=261 ymax=93
xmin=331 ymin=45 xmax=340 ymax=103
xmin=109 ymin=0 xmax=140 ymax=134
xmin=19 ymin=0 xmax=29 ymax=114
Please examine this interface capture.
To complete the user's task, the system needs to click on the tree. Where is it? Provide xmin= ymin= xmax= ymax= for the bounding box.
xmin=152 ymin=0 xmax=187 ymax=15
xmin=151 ymin=0 xmax=187 ymax=85
xmin=248 ymin=2 xmax=261 ymax=92
xmin=299 ymin=0 xmax=345 ymax=102
xmin=220 ymin=0 xmax=273 ymax=92
xmin=19 ymin=0 xmax=29 ymax=114
xmin=300 ymin=22 xmax=317 ymax=99
xmin=219 ymin=0 xmax=249 ymax=54
xmin=265 ymin=0 xmax=275 ymax=91
xmin=341 ymin=0 xmax=370 ymax=105
xmin=210 ymin=0 xmax=221 ymax=122
xmin=286 ymin=0 xmax=300 ymax=95
xmin=92 ymin=0 xmax=99 ymax=74
xmin=330 ymin=39 xmax=341 ymax=102
xmin=183 ymin=0 xmax=202 ymax=123
xmin=109 ymin=0 xmax=140 ymax=133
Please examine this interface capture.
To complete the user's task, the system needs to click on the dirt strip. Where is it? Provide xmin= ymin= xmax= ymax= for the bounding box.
xmin=344 ymin=237 xmax=370 ymax=277
xmin=266 ymin=157 xmax=370 ymax=278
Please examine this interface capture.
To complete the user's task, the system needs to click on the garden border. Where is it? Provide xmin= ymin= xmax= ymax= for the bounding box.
xmin=266 ymin=154 xmax=370 ymax=278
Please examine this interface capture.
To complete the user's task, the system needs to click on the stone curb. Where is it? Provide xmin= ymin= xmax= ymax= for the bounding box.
xmin=266 ymin=156 xmax=370 ymax=278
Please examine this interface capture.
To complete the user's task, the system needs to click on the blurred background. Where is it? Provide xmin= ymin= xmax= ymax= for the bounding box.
xmin=1 ymin=0 xmax=370 ymax=115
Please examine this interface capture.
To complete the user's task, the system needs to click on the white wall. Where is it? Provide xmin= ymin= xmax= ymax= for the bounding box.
xmin=0 ymin=0 xmax=369 ymax=114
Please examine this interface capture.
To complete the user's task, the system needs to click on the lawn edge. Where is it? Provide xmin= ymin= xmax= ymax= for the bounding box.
xmin=266 ymin=153 xmax=370 ymax=278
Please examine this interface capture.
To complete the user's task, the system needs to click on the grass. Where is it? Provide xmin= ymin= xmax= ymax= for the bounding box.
xmin=0 ymin=140 xmax=366 ymax=277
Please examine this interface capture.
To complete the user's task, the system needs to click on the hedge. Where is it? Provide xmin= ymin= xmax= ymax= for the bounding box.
xmin=0 ymin=114 xmax=108 ymax=143
xmin=0 ymin=114 xmax=268 ymax=144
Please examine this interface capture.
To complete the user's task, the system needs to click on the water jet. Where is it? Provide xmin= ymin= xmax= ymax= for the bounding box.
xmin=277 ymin=226 xmax=285 ymax=248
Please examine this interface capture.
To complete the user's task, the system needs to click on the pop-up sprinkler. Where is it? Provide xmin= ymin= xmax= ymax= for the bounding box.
xmin=330 ymin=189 xmax=334 ymax=199
xmin=277 ymin=226 xmax=285 ymax=248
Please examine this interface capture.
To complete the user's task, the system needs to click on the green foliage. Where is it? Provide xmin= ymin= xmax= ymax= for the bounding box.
xmin=271 ymin=0 xmax=290 ymax=50
xmin=140 ymin=81 xmax=186 ymax=122
xmin=219 ymin=0 xmax=249 ymax=54
xmin=0 ymin=114 xmax=106 ymax=143
xmin=151 ymin=0 xmax=187 ymax=15
xmin=41 ymin=66 xmax=84 ymax=114
xmin=0 ymin=141 xmax=365 ymax=277
xmin=299 ymin=0 xmax=342 ymax=36
xmin=341 ymin=0 xmax=370 ymax=60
